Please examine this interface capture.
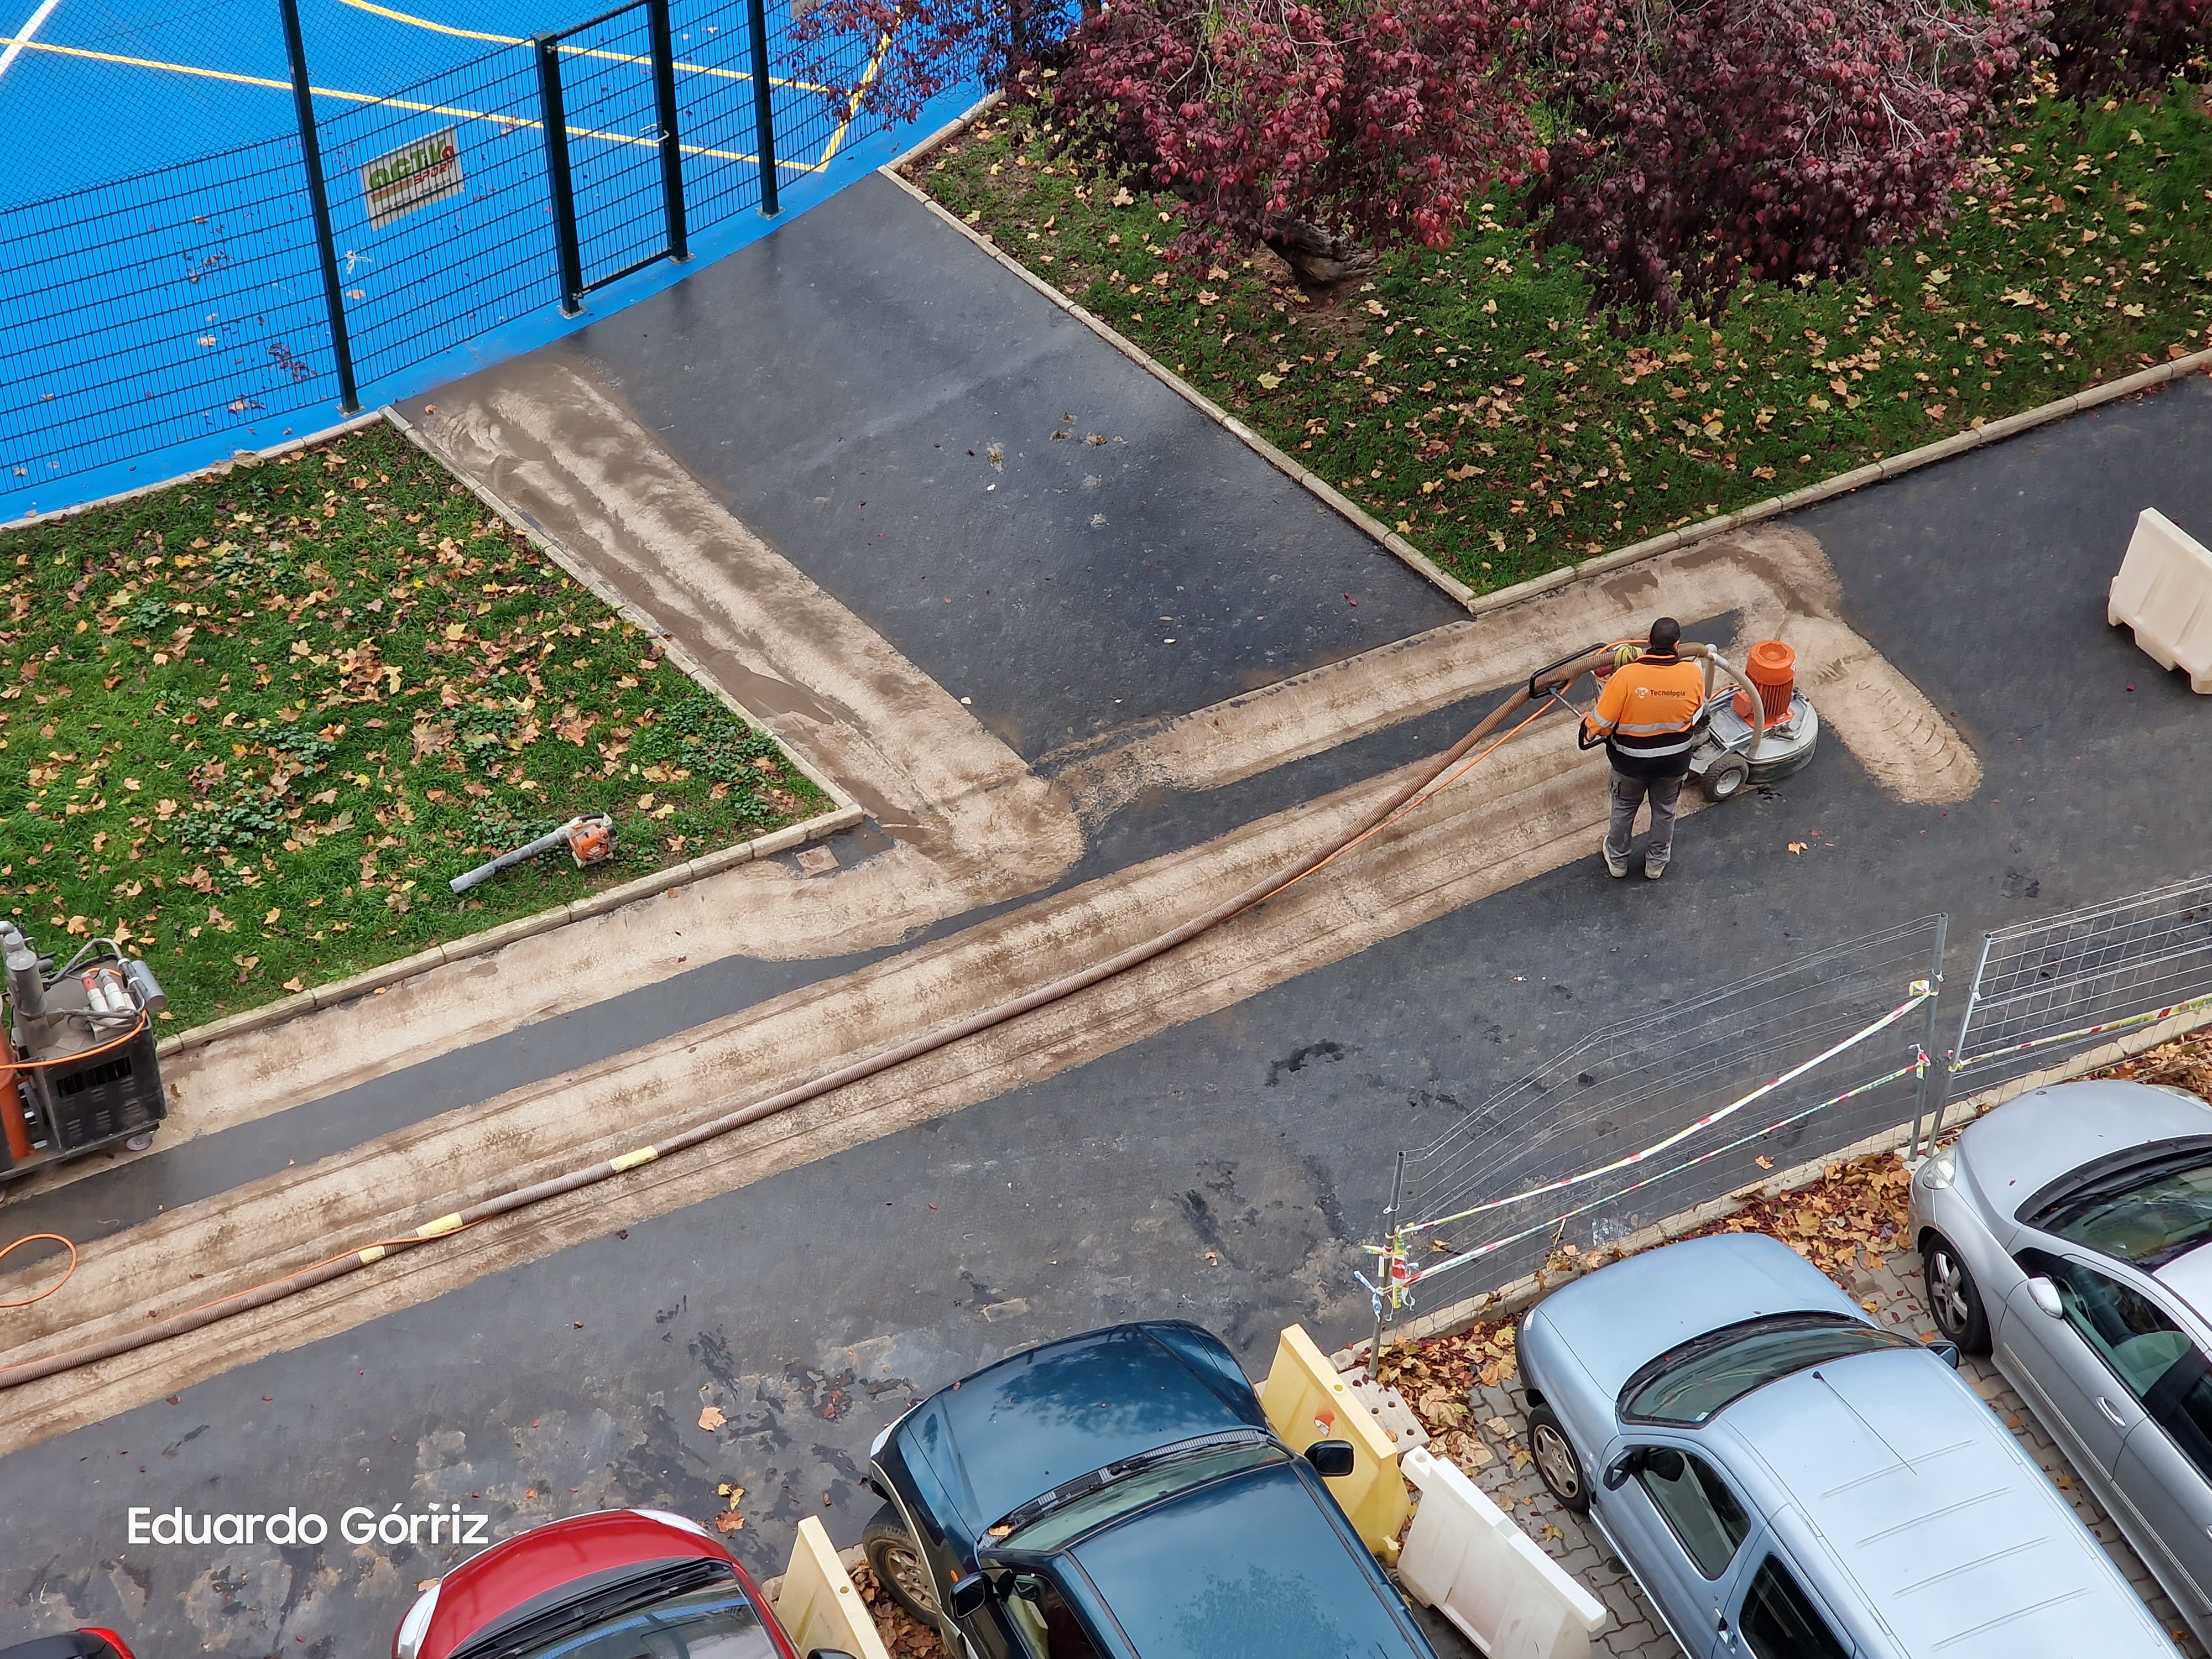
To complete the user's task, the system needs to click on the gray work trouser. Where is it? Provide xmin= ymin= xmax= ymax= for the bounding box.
xmin=1606 ymin=770 xmax=1686 ymax=869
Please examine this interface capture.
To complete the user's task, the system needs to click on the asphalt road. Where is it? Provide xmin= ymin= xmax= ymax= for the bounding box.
xmin=471 ymin=172 xmax=1465 ymax=762
xmin=5 ymin=225 xmax=2211 ymax=1656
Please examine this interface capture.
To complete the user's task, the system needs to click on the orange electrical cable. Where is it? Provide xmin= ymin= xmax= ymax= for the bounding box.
xmin=0 ymin=1234 xmax=79 ymax=1308
xmin=2 ymin=1012 xmax=150 ymax=1068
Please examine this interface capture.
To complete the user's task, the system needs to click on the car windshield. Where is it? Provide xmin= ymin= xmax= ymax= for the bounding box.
xmin=1001 ymin=1439 xmax=1286 ymax=1552
xmin=1621 ymin=1312 xmax=1913 ymax=1426
xmin=458 ymin=1579 xmax=776 ymax=1659
xmin=2030 ymin=1141 xmax=2212 ymax=1269
xmin=534 ymin=1587 xmax=774 ymax=1659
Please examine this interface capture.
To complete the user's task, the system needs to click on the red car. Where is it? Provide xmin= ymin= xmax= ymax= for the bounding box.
xmin=393 ymin=1508 xmax=849 ymax=1659
xmin=1 ymin=1634 xmax=136 ymax=1659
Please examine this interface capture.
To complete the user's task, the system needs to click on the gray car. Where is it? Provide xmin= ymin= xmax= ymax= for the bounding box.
xmin=1910 ymin=1077 xmax=2212 ymax=1650
xmin=1518 ymin=1230 xmax=2178 ymax=1658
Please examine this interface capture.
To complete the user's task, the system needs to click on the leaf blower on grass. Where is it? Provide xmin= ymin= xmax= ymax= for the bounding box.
xmin=449 ymin=814 xmax=617 ymax=895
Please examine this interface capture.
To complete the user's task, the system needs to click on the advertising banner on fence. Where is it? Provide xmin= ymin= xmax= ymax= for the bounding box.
xmin=361 ymin=128 xmax=463 ymax=229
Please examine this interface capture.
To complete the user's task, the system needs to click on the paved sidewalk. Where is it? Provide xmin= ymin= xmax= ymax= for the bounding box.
xmin=1454 ymin=1235 xmax=2208 ymax=1657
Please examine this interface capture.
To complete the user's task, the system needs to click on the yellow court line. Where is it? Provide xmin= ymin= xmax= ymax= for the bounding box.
xmin=0 ymin=34 xmax=815 ymax=170
xmin=808 ymin=26 xmax=886 ymax=170
xmin=329 ymin=0 xmax=836 ymax=96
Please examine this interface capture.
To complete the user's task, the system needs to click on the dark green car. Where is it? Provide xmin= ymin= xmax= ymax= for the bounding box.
xmin=860 ymin=1321 xmax=1440 ymax=1659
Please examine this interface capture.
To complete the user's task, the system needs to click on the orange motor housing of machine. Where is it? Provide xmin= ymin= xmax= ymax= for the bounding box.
xmin=1733 ymin=640 xmax=1797 ymax=729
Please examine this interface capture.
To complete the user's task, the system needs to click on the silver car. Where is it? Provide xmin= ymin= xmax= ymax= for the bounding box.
xmin=1911 ymin=1077 xmax=2212 ymax=1650
xmin=1519 ymin=1231 xmax=2178 ymax=1658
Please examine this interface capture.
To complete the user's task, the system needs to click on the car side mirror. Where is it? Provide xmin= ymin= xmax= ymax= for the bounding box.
xmin=807 ymin=1651 xmax=862 ymax=1659
xmin=1304 ymin=1439 xmax=1357 ymax=1478
xmin=947 ymin=1573 xmax=992 ymax=1618
xmin=1924 ymin=1337 xmax=1963 ymax=1369
xmin=2027 ymin=1277 xmax=2065 ymax=1319
xmin=1603 ymin=1449 xmax=1644 ymax=1491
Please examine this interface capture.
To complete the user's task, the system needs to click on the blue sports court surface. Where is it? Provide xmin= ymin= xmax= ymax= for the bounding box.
xmin=0 ymin=0 xmax=978 ymax=515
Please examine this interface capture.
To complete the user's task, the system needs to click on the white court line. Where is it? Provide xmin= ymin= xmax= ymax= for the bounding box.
xmin=0 ymin=0 xmax=61 ymax=79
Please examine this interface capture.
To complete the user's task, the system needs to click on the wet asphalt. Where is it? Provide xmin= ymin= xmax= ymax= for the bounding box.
xmin=3 ymin=174 xmax=2210 ymax=1657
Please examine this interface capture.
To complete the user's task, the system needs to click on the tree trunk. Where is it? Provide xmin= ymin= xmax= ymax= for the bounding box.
xmin=1264 ymin=218 xmax=1376 ymax=287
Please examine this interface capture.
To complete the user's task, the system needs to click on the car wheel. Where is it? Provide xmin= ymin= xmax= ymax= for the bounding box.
xmin=862 ymin=1504 xmax=942 ymax=1626
xmin=1527 ymin=1406 xmax=1592 ymax=1515
xmin=1923 ymin=1232 xmax=1992 ymax=1355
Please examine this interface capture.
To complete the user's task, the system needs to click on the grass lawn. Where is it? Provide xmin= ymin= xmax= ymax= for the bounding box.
xmin=0 ymin=424 xmax=827 ymax=1030
xmin=919 ymin=83 xmax=2212 ymax=593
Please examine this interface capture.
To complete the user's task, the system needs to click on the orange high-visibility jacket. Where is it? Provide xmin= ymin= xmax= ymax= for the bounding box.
xmin=1583 ymin=651 xmax=1707 ymax=773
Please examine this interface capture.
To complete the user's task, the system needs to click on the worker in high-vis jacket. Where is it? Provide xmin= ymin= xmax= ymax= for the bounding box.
xmin=1580 ymin=617 xmax=1707 ymax=879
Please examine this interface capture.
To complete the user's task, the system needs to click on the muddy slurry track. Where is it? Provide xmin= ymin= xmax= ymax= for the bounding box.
xmin=0 ymin=461 xmax=1977 ymax=1452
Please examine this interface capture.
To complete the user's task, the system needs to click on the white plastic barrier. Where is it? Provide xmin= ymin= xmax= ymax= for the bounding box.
xmin=1397 ymin=1445 xmax=1610 ymax=1659
xmin=2110 ymin=507 xmax=2212 ymax=693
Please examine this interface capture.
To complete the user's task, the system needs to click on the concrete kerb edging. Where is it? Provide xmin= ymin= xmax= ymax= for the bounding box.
xmin=144 ymin=411 xmax=868 ymax=1060
xmin=380 ymin=405 xmax=861 ymax=820
xmin=1345 ymin=1003 xmax=2212 ymax=1366
xmin=885 ymin=87 xmax=1007 ymax=174
xmin=2 ymin=412 xmax=390 ymax=535
xmin=885 ymin=96 xmax=2212 ymax=619
xmin=879 ymin=167 xmax=1481 ymax=608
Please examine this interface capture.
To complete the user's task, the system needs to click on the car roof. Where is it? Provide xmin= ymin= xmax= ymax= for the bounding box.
xmin=1065 ymin=1460 xmax=1434 ymax=1659
xmin=1717 ymin=1348 xmax=2176 ymax=1658
xmin=1958 ymin=1081 xmax=2212 ymax=1225
xmin=1525 ymin=1233 xmax=1860 ymax=1400
xmin=2154 ymin=1238 xmax=2212 ymax=1319
xmin=893 ymin=1322 xmax=1265 ymax=1537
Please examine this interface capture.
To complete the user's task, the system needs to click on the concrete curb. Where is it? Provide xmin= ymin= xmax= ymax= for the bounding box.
xmin=146 ymin=409 xmax=870 ymax=1060
xmin=888 ymin=103 xmax=2212 ymax=618
xmin=3 ymin=412 xmax=390 ymax=534
xmin=877 ymin=165 xmax=1480 ymax=608
xmin=1351 ymin=1004 xmax=2212 ymax=1361
xmin=885 ymin=87 xmax=1006 ymax=173
xmin=155 ymin=800 xmax=865 ymax=1059
xmin=382 ymin=405 xmax=861 ymax=820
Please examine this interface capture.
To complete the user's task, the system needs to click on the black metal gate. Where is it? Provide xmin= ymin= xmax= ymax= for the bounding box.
xmin=533 ymin=0 xmax=690 ymax=315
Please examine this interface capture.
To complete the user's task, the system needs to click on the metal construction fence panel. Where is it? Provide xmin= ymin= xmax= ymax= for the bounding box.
xmin=1363 ymin=869 xmax=2212 ymax=1345
xmin=0 ymin=0 xmax=971 ymax=507
xmin=1365 ymin=916 xmax=1949 ymax=1328
xmin=1932 ymin=871 xmax=2212 ymax=1134
xmin=320 ymin=46 xmax=564 ymax=390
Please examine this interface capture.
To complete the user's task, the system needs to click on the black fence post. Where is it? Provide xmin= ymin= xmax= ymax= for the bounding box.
xmin=533 ymin=35 xmax=587 ymax=315
xmin=645 ymin=0 xmax=690 ymax=260
xmin=276 ymin=0 xmax=359 ymax=413
xmin=744 ymin=0 xmax=780 ymax=216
